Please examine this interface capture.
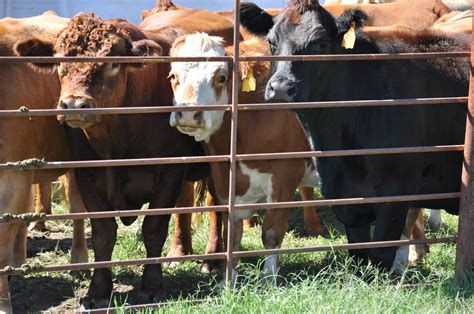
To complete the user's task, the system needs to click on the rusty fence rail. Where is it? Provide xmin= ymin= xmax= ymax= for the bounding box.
xmin=0 ymin=237 xmax=456 ymax=276
xmin=0 ymin=96 xmax=468 ymax=117
xmin=0 ymin=192 xmax=461 ymax=223
xmin=0 ymin=0 xmax=472 ymax=304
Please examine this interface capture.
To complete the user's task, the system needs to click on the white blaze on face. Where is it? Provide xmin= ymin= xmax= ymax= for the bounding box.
xmin=169 ymin=33 xmax=229 ymax=142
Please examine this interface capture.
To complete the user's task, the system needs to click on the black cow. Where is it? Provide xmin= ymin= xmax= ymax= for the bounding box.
xmin=240 ymin=0 xmax=469 ymax=269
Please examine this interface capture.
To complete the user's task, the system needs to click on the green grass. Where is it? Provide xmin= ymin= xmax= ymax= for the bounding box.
xmin=14 ymin=187 xmax=474 ymax=313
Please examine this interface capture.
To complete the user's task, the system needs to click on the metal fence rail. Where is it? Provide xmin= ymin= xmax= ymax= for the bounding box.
xmin=0 ymin=237 xmax=456 ymax=276
xmin=0 ymin=0 xmax=473 ymax=310
xmin=0 ymin=97 xmax=467 ymax=117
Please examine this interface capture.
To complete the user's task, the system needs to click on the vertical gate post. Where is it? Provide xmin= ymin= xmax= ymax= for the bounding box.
xmin=455 ymin=30 xmax=474 ymax=287
xmin=225 ymin=0 xmax=241 ymax=285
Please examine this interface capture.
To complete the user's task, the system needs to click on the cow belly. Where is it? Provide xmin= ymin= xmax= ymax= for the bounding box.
xmin=234 ymin=162 xmax=273 ymax=220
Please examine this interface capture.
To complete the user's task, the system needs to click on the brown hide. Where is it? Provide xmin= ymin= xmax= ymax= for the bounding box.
xmin=140 ymin=9 xmax=236 ymax=46
xmin=0 ymin=13 xmax=71 ymax=182
xmin=326 ymin=0 xmax=451 ymax=29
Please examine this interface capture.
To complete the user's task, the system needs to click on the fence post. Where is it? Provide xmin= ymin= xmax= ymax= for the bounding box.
xmin=225 ymin=0 xmax=241 ymax=285
xmin=455 ymin=30 xmax=474 ymax=288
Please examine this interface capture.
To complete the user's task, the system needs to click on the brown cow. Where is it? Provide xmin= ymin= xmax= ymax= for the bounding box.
xmin=0 ymin=12 xmax=90 ymax=313
xmin=14 ymin=11 xmax=238 ymax=308
xmin=168 ymin=33 xmax=321 ymax=284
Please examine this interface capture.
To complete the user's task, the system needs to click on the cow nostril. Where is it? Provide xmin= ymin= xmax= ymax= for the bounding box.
xmin=287 ymin=86 xmax=297 ymax=97
xmin=59 ymin=100 xmax=68 ymax=109
xmin=79 ymin=103 xmax=89 ymax=109
xmin=193 ymin=112 xmax=202 ymax=121
xmin=176 ymin=112 xmax=183 ymax=119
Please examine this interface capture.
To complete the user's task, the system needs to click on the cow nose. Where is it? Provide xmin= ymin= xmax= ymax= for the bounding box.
xmin=59 ymin=97 xmax=94 ymax=109
xmin=173 ymin=106 xmax=203 ymax=127
xmin=267 ymin=80 xmax=298 ymax=101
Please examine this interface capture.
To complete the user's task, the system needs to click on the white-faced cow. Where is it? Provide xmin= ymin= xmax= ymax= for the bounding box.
xmin=168 ymin=33 xmax=323 ymax=283
xmin=239 ymin=0 xmax=469 ymax=270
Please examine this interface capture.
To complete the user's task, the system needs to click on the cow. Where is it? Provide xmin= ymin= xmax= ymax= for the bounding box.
xmin=13 ymin=11 xmax=240 ymax=308
xmin=239 ymin=0 xmax=451 ymax=33
xmin=0 ymin=12 xmax=90 ymax=313
xmin=432 ymin=9 xmax=472 ymax=34
xmin=168 ymin=33 xmax=325 ymax=284
xmin=239 ymin=0 xmax=469 ymax=270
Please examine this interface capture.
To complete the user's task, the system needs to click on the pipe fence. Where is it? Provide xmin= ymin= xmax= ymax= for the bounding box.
xmin=0 ymin=0 xmax=473 ymax=307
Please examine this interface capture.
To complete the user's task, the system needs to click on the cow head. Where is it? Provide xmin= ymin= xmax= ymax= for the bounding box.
xmin=240 ymin=1 xmax=367 ymax=102
xmin=14 ymin=13 xmax=162 ymax=129
xmin=168 ymin=33 xmax=230 ymax=142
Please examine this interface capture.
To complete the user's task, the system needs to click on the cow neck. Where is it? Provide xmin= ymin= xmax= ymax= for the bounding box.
xmin=203 ymin=111 xmax=232 ymax=200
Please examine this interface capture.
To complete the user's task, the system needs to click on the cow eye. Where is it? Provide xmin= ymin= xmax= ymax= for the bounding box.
xmin=168 ymin=73 xmax=179 ymax=85
xmin=217 ymin=75 xmax=227 ymax=84
xmin=268 ymin=42 xmax=277 ymax=53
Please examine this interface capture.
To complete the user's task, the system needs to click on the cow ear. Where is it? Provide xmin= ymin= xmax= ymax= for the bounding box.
xmin=131 ymin=39 xmax=163 ymax=57
xmin=239 ymin=2 xmax=275 ymax=36
xmin=336 ymin=9 xmax=367 ymax=35
xmin=14 ymin=38 xmax=56 ymax=72
xmin=129 ymin=39 xmax=162 ymax=69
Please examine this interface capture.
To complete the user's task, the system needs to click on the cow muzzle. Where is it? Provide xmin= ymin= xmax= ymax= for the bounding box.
xmin=170 ymin=106 xmax=204 ymax=133
xmin=266 ymin=79 xmax=298 ymax=102
xmin=57 ymin=96 xmax=98 ymax=128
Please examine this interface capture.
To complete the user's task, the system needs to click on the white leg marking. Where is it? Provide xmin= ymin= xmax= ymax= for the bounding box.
xmin=391 ymin=235 xmax=409 ymax=274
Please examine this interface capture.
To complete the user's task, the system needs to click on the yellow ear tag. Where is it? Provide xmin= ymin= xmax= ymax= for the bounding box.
xmin=342 ymin=21 xmax=356 ymax=49
xmin=242 ymin=67 xmax=257 ymax=92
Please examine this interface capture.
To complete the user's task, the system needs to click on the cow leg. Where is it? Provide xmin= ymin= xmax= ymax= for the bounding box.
xmin=62 ymin=172 xmax=89 ymax=264
xmin=218 ymin=217 xmax=244 ymax=288
xmin=407 ymin=208 xmax=429 ymax=265
xmin=0 ymin=223 xmax=19 ymax=314
xmin=167 ymin=181 xmax=194 ymax=267
xmin=11 ymin=224 xmax=28 ymax=268
xmin=261 ymin=208 xmax=291 ymax=283
xmin=0 ymin=171 xmax=33 ymax=313
xmin=83 ymin=218 xmax=117 ymax=309
xmin=28 ymin=182 xmax=52 ymax=232
xmin=261 ymin=184 xmax=294 ymax=283
xmin=299 ymin=187 xmax=324 ymax=236
xmin=371 ymin=204 xmax=410 ymax=270
xmin=140 ymin=167 xmax=183 ymax=301
xmin=202 ymin=192 xmax=224 ymax=274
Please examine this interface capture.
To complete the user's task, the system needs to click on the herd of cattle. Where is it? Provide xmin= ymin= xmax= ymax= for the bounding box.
xmin=0 ymin=0 xmax=471 ymax=311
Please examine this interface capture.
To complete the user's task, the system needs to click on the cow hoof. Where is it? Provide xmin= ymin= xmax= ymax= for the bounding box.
xmin=137 ymin=290 xmax=166 ymax=304
xmin=165 ymin=261 xmax=180 ymax=269
xmin=201 ymin=263 xmax=211 ymax=274
xmin=28 ymin=222 xmax=48 ymax=232
xmin=201 ymin=260 xmax=222 ymax=274
xmin=79 ymin=297 xmax=110 ymax=311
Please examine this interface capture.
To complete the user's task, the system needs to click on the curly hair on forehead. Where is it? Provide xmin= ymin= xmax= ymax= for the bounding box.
xmin=286 ymin=0 xmax=320 ymax=15
xmin=56 ymin=12 xmax=132 ymax=57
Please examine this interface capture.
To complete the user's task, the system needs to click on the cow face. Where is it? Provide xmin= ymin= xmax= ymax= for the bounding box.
xmin=14 ymin=13 xmax=162 ymax=129
xmin=240 ymin=1 xmax=366 ymax=102
xmin=168 ymin=34 xmax=229 ymax=142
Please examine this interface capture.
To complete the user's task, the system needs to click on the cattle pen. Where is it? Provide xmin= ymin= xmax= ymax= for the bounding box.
xmin=0 ymin=0 xmax=473 ymax=312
